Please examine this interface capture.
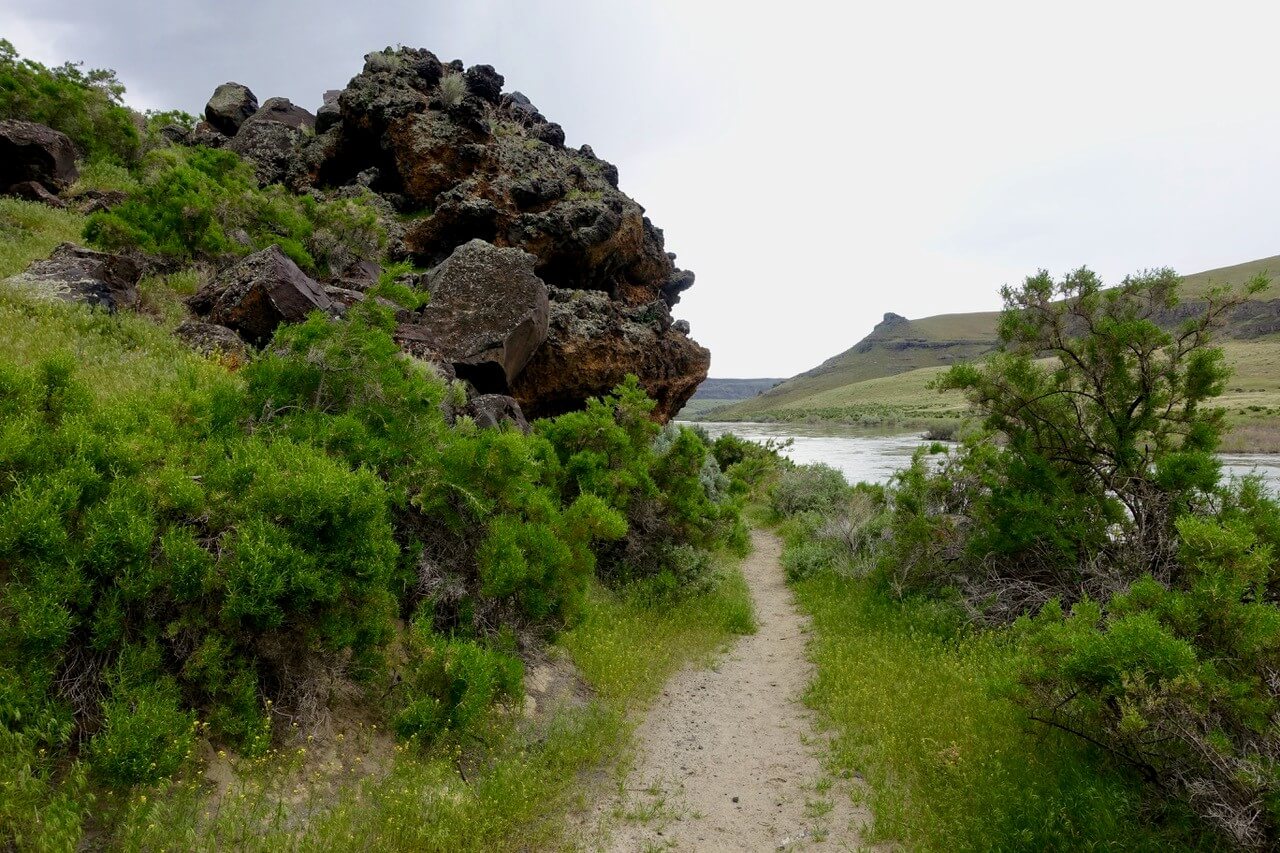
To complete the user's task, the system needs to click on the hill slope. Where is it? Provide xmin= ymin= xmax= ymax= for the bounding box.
xmin=712 ymin=255 xmax=1280 ymax=423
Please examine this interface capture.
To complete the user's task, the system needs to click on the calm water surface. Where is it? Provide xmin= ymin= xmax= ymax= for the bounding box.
xmin=691 ymin=421 xmax=1280 ymax=492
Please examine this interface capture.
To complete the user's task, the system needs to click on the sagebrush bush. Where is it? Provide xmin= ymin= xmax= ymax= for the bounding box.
xmin=84 ymin=146 xmax=384 ymax=276
xmin=438 ymin=73 xmax=468 ymax=107
xmin=770 ymin=462 xmax=850 ymax=517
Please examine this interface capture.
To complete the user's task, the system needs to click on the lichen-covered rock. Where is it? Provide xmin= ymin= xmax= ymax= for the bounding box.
xmin=229 ymin=113 xmax=306 ymax=186
xmin=2 ymin=243 xmax=141 ymax=312
xmin=174 ymin=320 xmax=250 ymax=362
xmin=188 ymin=120 xmax=228 ymax=148
xmin=204 ymin=82 xmax=259 ymax=135
xmin=275 ymin=45 xmax=709 ymax=420
xmin=394 ymin=239 xmax=548 ymax=392
xmin=510 ymin=286 xmax=710 ymax=420
xmin=0 ymin=120 xmax=79 ymax=191
xmin=188 ymin=245 xmax=333 ymax=344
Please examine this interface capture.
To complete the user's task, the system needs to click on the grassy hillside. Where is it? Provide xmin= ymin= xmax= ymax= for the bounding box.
xmin=711 ymin=255 xmax=1280 ymax=436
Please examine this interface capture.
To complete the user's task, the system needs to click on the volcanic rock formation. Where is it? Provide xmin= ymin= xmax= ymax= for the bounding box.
xmin=189 ymin=46 xmax=708 ymax=420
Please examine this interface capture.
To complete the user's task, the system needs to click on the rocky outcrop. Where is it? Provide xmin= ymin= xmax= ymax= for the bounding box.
xmin=394 ymin=239 xmax=548 ymax=392
xmin=511 ymin=286 xmax=710 ymax=420
xmin=204 ymin=83 xmax=259 ymax=136
xmin=188 ymin=45 xmax=709 ymax=420
xmin=188 ymin=245 xmax=333 ymax=344
xmin=2 ymin=243 xmax=140 ymax=312
xmin=0 ymin=120 xmax=78 ymax=194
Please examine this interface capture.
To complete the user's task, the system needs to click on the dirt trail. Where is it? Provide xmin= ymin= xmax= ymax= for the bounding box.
xmin=585 ymin=530 xmax=870 ymax=852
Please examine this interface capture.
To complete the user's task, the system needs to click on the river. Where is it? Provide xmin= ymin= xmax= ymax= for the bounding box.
xmin=690 ymin=421 xmax=1280 ymax=492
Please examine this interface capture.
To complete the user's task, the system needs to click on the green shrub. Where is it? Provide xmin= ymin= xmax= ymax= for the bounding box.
xmin=90 ymin=650 xmax=196 ymax=785
xmin=393 ymin=618 xmax=523 ymax=744
xmin=0 ymin=39 xmax=139 ymax=164
xmin=438 ymin=73 xmax=468 ymax=107
xmin=770 ymin=462 xmax=850 ymax=517
xmin=84 ymin=146 xmax=384 ymax=275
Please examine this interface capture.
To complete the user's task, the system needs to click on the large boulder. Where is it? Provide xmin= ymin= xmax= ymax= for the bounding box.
xmin=510 ymin=286 xmax=710 ymax=421
xmin=204 ymin=83 xmax=259 ymax=136
xmin=228 ymin=108 xmax=309 ymax=186
xmin=0 ymin=120 xmax=79 ymax=192
xmin=394 ymin=239 xmax=548 ymax=392
xmin=2 ymin=243 xmax=141 ymax=312
xmin=289 ymin=46 xmax=710 ymax=420
xmin=188 ymin=245 xmax=332 ymax=345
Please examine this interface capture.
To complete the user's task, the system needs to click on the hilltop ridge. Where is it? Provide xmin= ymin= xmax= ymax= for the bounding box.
xmin=708 ymin=254 xmax=1280 ymax=429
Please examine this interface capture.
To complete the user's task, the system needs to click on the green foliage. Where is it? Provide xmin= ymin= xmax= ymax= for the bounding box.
xmin=84 ymin=146 xmax=384 ymax=275
xmin=0 ymin=39 xmax=139 ymax=164
xmin=539 ymin=379 xmax=743 ymax=591
xmin=0 ymin=196 xmax=86 ymax=278
xmin=438 ymin=73 xmax=468 ymax=107
xmin=770 ymin=462 xmax=851 ymax=517
xmin=0 ymin=281 xmax=746 ymax=842
xmin=393 ymin=618 xmax=523 ymax=744
xmin=1020 ymin=489 xmax=1280 ymax=848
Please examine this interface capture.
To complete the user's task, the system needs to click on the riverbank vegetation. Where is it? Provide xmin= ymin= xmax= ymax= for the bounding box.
xmin=738 ymin=267 xmax=1280 ymax=849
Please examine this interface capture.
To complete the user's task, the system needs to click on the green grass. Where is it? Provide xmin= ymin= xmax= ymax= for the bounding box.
xmin=794 ymin=571 xmax=1209 ymax=850
xmin=0 ymin=197 xmax=87 ymax=278
xmin=96 ymin=564 xmax=756 ymax=851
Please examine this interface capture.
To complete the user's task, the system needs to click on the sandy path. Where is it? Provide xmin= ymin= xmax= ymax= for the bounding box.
xmin=585 ymin=530 xmax=870 ymax=852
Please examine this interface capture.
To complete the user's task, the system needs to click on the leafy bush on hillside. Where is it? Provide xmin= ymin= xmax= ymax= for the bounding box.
xmin=538 ymin=379 xmax=746 ymax=592
xmin=0 ymin=284 xmax=744 ymax=846
xmin=0 ymin=39 xmax=139 ymax=164
xmin=84 ymin=146 xmax=384 ymax=276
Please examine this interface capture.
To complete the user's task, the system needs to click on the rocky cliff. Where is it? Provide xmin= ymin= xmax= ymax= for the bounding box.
xmin=179 ymin=47 xmax=708 ymax=421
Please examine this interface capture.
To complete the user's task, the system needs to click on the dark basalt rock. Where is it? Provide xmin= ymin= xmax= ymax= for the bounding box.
xmin=394 ymin=239 xmax=548 ymax=392
xmin=188 ymin=245 xmax=333 ymax=345
xmin=174 ymin=320 xmax=250 ymax=361
xmin=2 ymin=243 xmax=141 ymax=312
xmin=204 ymin=82 xmax=259 ymax=135
xmin=227 ymin=98 xmax=318 ymax=186
xmin=5 ymin=180 xmax=65 ymax=208
xmin=281 ymin=45 xmax=710 ymax=420
xmin=0 ymin=120 xmax=79 ymax=191
xmin=68 ymin=188 xmax=127 ymax=215
xmin=251 ymin=97 xmax=316 ymax=130
xmin=510 ymin=286 xmax=710 ymax=421
xmin=465 ymin=394 xmax=530 ymax=432
xmin=189 ymin=120 xmax=229 ymax=148
xmin=463 ymin=64 xmax=504 ymax=104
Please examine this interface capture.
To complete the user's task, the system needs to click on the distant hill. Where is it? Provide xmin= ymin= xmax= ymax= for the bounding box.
xmin=677 ymin=377 xmax=786 ymax=419
xmin=708 ymin=255 xmax=1280 ymax=431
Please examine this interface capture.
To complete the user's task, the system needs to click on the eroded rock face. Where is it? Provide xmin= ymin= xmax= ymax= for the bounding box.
xmin=204 ymin=83 xmax=259 ymax=136
xmin=511 ymin=287 xmax=711 ymax=421
xmin=191 ymin=46 xmax=709 ymax=420
xmin=2 ymin=243 xmax=141 ymax=312
xmin=394 ymin=239 xmax=548 ymax=392
xmin=188 ymin=245 xmax=333 ymax=345
xmin=0 ymin=120 xmax=79 ymax=192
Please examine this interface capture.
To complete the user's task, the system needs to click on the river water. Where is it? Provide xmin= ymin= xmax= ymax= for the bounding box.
xmin=690 ymin=421 xmax=1280 ymax=492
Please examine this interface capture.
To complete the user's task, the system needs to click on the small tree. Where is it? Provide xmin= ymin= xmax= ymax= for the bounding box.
xmin=938 ymin=267 xmax=1264 ymax=595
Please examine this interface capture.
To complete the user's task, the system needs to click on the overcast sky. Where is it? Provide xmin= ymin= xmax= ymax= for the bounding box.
xmin=6 ymin=0 xmax=1280 ymax=376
